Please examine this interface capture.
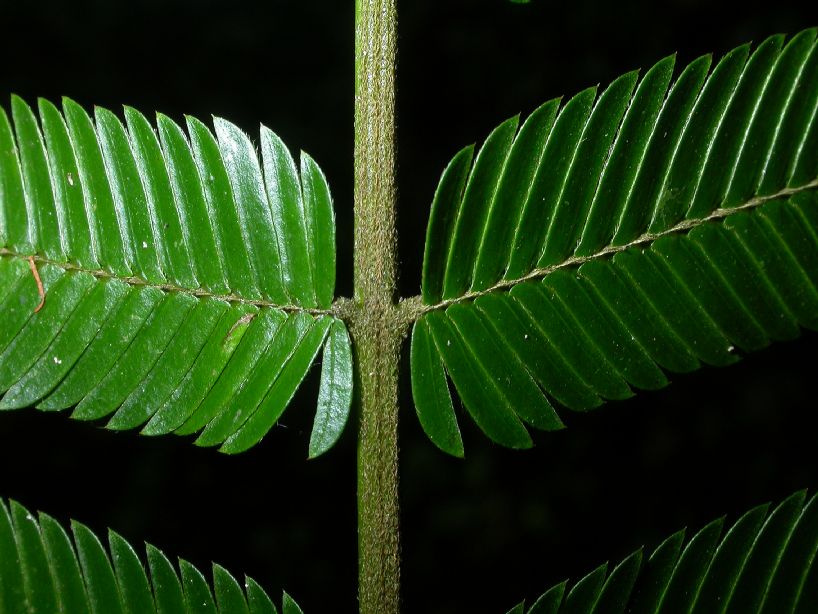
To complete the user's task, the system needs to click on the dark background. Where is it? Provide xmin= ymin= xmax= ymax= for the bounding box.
xmin=1 ymin=1 xmax=817 ymax=612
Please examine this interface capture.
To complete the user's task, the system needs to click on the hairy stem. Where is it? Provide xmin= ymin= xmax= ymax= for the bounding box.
xmin=353 ymin=0 xmax=401 ymax=613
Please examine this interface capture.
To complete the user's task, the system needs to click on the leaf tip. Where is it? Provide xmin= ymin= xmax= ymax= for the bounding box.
xmin=60 ymin=95 xmax=84 ymax=115
xmin=9 ymin=92 xmax=27 ymax=108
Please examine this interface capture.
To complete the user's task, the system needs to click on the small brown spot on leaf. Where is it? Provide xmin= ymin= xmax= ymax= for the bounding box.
xmin=223 ymin=312 xmax=256 ymax=344
xmin=28 ymin=256 xmax=45 ymax=313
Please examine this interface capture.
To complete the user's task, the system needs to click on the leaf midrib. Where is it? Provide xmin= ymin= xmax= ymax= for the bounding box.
xmin=5 ymin=179 xmax=816 ymax=328
xmin=411 ymin=180 xmax=818 ymax=318
xmin=0 ymin=247 xmax=336 ymax=317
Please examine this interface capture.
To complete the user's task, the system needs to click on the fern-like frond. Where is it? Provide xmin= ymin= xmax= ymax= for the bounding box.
xmin=0 ymin=97 xmax=352 ymax=456
xmin=507 ymin=490 xmax=818 ymax=614
xmin=0 ymin=498 xmax=305 ymax=614
xmin=412 ymin=30 xmax=818 ymax=455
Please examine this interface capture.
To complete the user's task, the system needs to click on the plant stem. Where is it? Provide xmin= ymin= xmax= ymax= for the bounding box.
xmin=353 ymin=0 xmax=401 ymax=613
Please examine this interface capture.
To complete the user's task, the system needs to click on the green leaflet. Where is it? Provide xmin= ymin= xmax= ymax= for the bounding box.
xmin=413 ymin=30 xmax=818 ymax=454
xmin=0 ymin=105 xmax=31 ymax=253
xmin=1 ymin=95 xmax=336 ymax=303
xmin=442 ymin=115 xmax=519 ymax=300
xmin=414 ymin=193 xmax=818 ymax=453
xmin=0 ymin=97 xmax=350 ymax=456
xmin=12 ymin=96 xmax=62 ymax=263
xmin=309 ymin=319 xmax=354 ymax=458
xmin=422 ymin=31 xmax=818 ymax=301
xmin=0 ymin=498 xmax=303 ymax=614
xmin=410 ymin=318 xmax=463 ymax=458
xmin=560 ymin=563 xmax=607 ymax=614
xmin=282 ymin=591 xmax=305 ymax=614
xmin=156 ymin=113 xmax=229 ymax=295
xmin=512 ymin=491 xmax=818 ymax=614
xmin=0 ymin=264 xmax=349 ymax=454
xmin=110 ymin=531 xmax=154 ymax=614
xmin=300 ymin=152 xmax=336 ymax=310
xmin=422 ymin=144 xmax=474 ymax=304
xmin=220 ymin=314 xmax=332 ymax=455
xmin=194 ymin=311 xmax=328 ymax=452
xmin=147 ymin=544 xmax=186 ymax=614
xmin=472 ymin=99 xmax=560 ymax=292
xmin=180 ymin=560 xmax=218 ymax=614
xmin=246 ymin=577 xmax=277 ymax=614
xmin=64 ymin=96 xmax=130 ymax=277
xmin=10 ymin=499 xmax=59 ymax=613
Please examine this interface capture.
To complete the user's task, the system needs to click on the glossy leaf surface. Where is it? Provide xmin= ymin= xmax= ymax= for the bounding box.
xmin=513 ymin=491 xmax=818 ymax=613
xmin=0 ymin=499 xmax=303 ymax=614
xmin=413 ymin=30 xmax=818 ymax=453
xmin=0 ymin=97 xmax=350 ymax=455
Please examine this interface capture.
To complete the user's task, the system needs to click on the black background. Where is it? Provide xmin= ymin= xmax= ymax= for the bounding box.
xmin=1 ymin=1 xmax=818 ymax=612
